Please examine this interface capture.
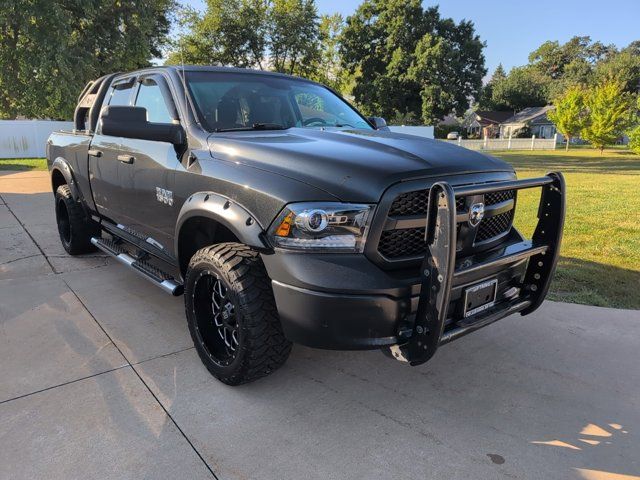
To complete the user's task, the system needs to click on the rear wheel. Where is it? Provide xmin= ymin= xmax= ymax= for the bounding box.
xmin=55 ymin=185 xmax=99 ymax=255
xmin=184 ymin=243 xmax=292 ymax=385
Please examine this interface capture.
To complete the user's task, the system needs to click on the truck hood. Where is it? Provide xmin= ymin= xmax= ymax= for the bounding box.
xmin=207 ymin=128 xmax=514 ymax=202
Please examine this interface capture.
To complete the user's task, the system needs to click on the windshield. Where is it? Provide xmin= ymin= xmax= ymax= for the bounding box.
xmin=184 ymin=71 xmax=373 ymax=132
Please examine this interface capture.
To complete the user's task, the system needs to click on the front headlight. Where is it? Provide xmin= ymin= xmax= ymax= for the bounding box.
xmin=267 ymin=203 xmax=374 ymax=252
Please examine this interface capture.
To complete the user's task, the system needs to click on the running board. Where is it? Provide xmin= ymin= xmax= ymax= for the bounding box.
xmin=91 ymin=237 xmax=183 ymax=296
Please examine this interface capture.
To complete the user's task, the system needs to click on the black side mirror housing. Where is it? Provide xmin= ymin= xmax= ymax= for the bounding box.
xmin=368 ymin=116 xmax=390 ymax=131
xmin=100 ymin=106 xmax=185 ymax=145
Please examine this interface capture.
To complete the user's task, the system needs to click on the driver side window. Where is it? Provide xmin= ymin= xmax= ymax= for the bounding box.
xmin=134 ymin=78 xmax=174 ymax=124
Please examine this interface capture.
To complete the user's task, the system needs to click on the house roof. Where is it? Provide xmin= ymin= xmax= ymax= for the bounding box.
xmin=474 ymin=110 xmax=514 ymax=125
xmin=503 ymin=106 xmax=554 ymax=125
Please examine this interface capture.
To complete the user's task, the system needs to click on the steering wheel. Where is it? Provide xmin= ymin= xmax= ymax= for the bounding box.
xmin=303 ymin=117 xmax=328 ymax=126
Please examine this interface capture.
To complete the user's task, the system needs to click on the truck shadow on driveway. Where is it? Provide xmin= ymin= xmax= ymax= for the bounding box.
xmin=133 ymin=299 xmax=640 ymax=480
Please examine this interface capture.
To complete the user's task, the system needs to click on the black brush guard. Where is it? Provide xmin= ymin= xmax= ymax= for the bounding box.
xmin=391 ymin=172 xmax=566 ymax=366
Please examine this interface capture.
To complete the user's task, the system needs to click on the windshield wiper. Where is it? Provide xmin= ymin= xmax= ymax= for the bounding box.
xmin=215 ymin=123 xmax=288 ymax=132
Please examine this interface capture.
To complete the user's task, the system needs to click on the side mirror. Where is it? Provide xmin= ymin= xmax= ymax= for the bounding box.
xmin=368 ymin=116 xmax=390 ymax=131
xmin=100 ymin=106 xmax=185 ymax=145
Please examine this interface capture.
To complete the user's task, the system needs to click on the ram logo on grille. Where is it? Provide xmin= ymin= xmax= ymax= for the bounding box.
xmin=469 ymin=202 xmax=485 ymax=227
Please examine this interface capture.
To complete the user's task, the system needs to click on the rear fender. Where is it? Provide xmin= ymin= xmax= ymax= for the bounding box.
xmin=51 ymin=157 xmax=81 ymax=200
xmin=174 ymin=191 xmax=269 ymax=255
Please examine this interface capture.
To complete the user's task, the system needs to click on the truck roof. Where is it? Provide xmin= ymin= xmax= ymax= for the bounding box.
xmin=123 ymin=65 xmax=316 ymax=83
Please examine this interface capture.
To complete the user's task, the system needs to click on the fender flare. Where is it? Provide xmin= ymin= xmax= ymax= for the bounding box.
xmin=174 ymin=191 xmax=270 ymax=256
xmin=51 ymin=157 xmax=81 ymax=200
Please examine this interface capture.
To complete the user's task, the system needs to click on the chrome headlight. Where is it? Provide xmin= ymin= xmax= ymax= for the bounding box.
xmin=268 ymin=203 xmax=373 ymax=253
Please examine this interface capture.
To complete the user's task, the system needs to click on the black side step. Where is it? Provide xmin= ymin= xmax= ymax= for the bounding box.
xmin=91 ymin=237 xmax=183 ymax=296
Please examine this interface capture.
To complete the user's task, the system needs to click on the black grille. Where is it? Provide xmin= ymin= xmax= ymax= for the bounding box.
xmin=475 ymin=210 xmax=514 ymax=242
xmin=378 ymin=228 xmax=427 ymax=258
xmin=485 ymin=189 xmax=515 ymax=206
xmin=388 ymin=190 xmax=429 ymax=216
xmin=388 ymin=190 xmax=465 ymax=216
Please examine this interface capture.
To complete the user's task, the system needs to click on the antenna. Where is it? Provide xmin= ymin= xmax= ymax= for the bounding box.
xmin=179 ymin=39 xmax=190 ymax=126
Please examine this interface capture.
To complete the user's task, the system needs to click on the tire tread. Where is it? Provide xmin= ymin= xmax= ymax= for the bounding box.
xmin=185 ymin=242 xmax=291 ymax=385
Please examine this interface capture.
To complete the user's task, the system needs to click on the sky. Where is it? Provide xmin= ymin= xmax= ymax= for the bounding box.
xmin=183 ymin=0 xmax=639 ymax=75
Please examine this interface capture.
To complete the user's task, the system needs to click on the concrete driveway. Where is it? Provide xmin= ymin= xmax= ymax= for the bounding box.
xmin=1 ymin=170 xmax=639 ymax=480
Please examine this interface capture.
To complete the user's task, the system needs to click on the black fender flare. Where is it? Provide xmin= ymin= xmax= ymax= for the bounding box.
xmin=174 ymin=191 xmax=270 ymax=255
xmin=51 ymin=157 xmax=81 ymax=200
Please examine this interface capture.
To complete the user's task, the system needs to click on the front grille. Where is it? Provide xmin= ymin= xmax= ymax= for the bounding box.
xmin=388 ymin=190 xmax=429 ymax=216
xmin=388 ymin=190 xmax=466 ymax=216
xmin=485 ymin=190 xmax=515 ymax=206
xmin=378 ymin=186 xmax=516 ymax=261
xmin=475 ymin=210 xmax=514 ymax=242
xmin=378 ymin=228 xmax=426 ymax=258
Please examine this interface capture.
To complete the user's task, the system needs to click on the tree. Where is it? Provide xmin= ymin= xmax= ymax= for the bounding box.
xmin=307 ymin=13 xmax=349 ymax=92
xmin=269 ymin=0 xmax=322 ymax=76
xmin=629 ymin=96 xmax=640 ymax=155
xmin=478 ymin=64 xmax=507 ymax=110
xmin=581 ymin=80 xmax=633 ymax=152
xmin=0 ymin=0 xmax=174 ymax=120
xmin=340 ymin=1 xmax=486 ymax=125
xmin=528 ymin=36 xmax=612 ymax=81
xmin=167 ymin=0 xmax=323 ymax=77
xmin=629 ymin=126 xmax=640 ymax=154
xmin=490 ymin=66 xmax=549 ymax=111
xmin=547 ymin=85 xmax=587 ymax=150
xmin=595 ymin=42 xmax=640 ymax=94
xmin=167 ymin=0 xmax=268 ymax=68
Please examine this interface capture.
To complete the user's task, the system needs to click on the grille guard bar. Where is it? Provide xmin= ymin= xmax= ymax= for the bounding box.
xmin=390 ymin=172 xmax=566 ymax=366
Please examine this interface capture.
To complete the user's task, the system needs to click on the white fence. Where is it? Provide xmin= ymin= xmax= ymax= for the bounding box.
xmin=388 ymin=125 xmax=434 ymax=139
xmin=0 ymin=120 xmax=73 ymax=158
xmin=441 ymin=134 xmax=558 ymax=151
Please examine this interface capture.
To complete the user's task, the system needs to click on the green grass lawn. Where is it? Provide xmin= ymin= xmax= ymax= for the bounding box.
xmin=493 ymin=148 xmax=640 ymax=309
xmin=0 ymin=158 xmax=48 ymax=171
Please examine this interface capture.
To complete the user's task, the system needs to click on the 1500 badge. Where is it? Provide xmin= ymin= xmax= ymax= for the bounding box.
xmin=156 ymin=187 xmax=173 ymax=206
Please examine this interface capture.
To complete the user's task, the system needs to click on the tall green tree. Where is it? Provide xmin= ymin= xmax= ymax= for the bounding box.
xmin=167 ymin=0 xmax=323 ymax=77
xmin=0 ymin=0 xmax=174 ymax=120
xmin=269 ymin=0 xmax=322 ymax=76
xmin=339 ymin=1 xmax=486 ymax=125
xmin=581 ymin=80 xmax=633 ymax=152
xmin=478 ymin=64 xmax=507 ymax=110
xmin=627 ymin=96 xmax=640 ymax=155
xmin=490 ymin=66 xmax=549 ymax=111
xmin=547 ymin=85 xmax=587 ymax=150
xmin=308 ymin=13 xmax=348 ymax=92
xmin=595 ymin=42 xmax=640 ymax=94
xmin=528 ymin=36 xmax=612 ymax=81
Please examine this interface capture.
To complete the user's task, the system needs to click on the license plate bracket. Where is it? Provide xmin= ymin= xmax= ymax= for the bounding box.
xmin=463 ymin=279 xmax=498 ymax=317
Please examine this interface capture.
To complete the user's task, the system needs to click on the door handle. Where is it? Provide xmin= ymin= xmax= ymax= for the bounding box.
xmin=118 ymin=154 xmax=135 ymax=164
xmin=88 ymin=149 xmax=102 ymax=158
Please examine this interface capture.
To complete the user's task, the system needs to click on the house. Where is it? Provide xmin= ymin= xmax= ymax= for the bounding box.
xmin=463 ymin=110 xmax=514 ymax=139
xmin=499 ymin=106 xmax=559 ymax=139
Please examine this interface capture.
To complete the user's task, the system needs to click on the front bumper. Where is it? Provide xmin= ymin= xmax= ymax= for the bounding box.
xmin=264 ymin=173 xmax=565 ymax=361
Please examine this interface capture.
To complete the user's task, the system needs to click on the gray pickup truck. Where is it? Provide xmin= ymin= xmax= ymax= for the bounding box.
xmin=47 ymin=66 xmax=565 ymax=385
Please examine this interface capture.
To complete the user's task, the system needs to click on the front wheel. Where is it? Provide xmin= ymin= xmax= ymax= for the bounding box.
xmin=184 ymin=243 xmax=292 ymax=385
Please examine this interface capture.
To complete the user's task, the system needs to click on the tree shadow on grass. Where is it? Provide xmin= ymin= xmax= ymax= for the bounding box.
xmin=493 ymin=152 xmax=640 ymax=174
xmin=549 ymin=256 xmax=640 ymax=310
xmin=0 ymin=159 xmax=47 ymax=172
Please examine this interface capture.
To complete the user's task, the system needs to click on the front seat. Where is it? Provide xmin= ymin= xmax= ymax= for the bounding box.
xmin=216 ymin=97 xmax=243 ymax=130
